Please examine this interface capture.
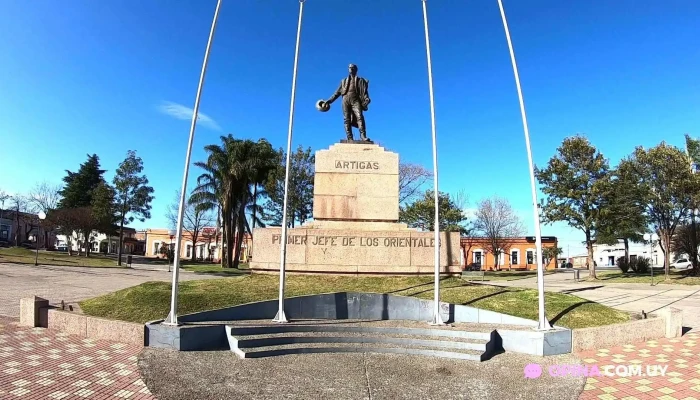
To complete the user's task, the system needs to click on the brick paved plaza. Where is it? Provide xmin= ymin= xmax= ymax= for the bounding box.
xmin=578 ymin=331 xmax=700 ymax=400
xmin=0 ymin=262 xmax=699 ymax=399
xmin=0 ymin=316 xmax=153 ymax=399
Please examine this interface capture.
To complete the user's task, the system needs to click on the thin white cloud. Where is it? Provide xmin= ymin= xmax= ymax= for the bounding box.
xmin=157 ymin=101 xmax=221 ymax=131
xmin=462 ymin=207 xmax=477 ymax=219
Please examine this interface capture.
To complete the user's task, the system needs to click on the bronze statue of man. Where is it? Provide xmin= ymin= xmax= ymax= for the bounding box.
xmin=322 ymin=64 xmax=371 ymax=142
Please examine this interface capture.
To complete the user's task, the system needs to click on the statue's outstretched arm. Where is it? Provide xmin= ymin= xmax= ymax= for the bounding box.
xmin=326 ymin=81 xmax=342 ymax=104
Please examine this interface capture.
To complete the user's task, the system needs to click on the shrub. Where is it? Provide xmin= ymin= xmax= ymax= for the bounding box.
xmin=616 ymin=256 xmax=631 ymax=273
xmin=633 ymin=257 xmax=650 ymax=274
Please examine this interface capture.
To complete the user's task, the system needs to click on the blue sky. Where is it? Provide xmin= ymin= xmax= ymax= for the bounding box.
xmin=1 ymin=0 xmax=699 ymax=256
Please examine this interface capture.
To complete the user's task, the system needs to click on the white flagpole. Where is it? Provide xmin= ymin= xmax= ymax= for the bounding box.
xmin=164 ymin=0 xmax=222 ymax=326
xmin=421 ymin=0 xmax=444 ymax=325
xmin=497 ymin=0 xmax=550 ymax=330
xmin=274 ymin=0 xmax=305 ymax=323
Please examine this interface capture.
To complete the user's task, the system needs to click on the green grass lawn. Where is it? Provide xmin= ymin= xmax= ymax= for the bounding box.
xmin=594 ymin=269 xmax=700 ymax=285
xmin=182 ymin=264 xmax=250 ymax=275
xmin=0 ymin=247 xmax=119 ymax=268
xmin=466 ymin=270 xmax=557 ymax=281
xmin=79 ymin=275 xmax=630 ymax=329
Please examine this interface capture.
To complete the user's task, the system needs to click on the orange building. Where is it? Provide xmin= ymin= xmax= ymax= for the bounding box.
xmin=461 ymin=236 xmax=559 ymax=271
xmin=141 ymin=228 xmax=252 ymax=263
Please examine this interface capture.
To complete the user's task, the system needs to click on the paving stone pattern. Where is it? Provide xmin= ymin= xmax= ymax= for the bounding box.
xmin=578 ymin=331 xmax=700 ymax=400
xmin=0 ymin=316 xmax=154 ymax=399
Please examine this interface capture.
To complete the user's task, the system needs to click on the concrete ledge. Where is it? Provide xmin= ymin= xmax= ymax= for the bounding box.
xmin=659 ymin=307 xmax=683 ymax=338
xmin=20 ymin=296 xmax=49 ymax=327
xmin=571 ymin=315 xmax=666 ymax=352
xmin=46 ymin=309 xmax=144 ymax=346
xmin=86 ymin=316 xmax=145 ymax=346
xmin=47 ymin=309 xmax=87 ymax=336
xmin=499 ymin=328 xmax=573 ymax=356
xmin=176 ymin=292 xmax=540 ymax=328
xmin=145 ymin=292 xmax=568 ymax=357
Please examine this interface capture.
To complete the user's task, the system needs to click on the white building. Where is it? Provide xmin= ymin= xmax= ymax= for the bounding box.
xmin=592 ymin=239 xmax=672 ymax=267
xmin=55 ymin=227 xmax=142 ymax=254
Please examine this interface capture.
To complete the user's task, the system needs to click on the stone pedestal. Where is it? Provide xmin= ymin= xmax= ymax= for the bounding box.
xmin=313 ymin=143 xmax=399 ymax=222
xmin=250 ymin=142 xmax=461 ymax=275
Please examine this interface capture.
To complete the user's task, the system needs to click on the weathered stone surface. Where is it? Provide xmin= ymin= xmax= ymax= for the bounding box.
xmin=250 ymin=227 xmax=461 ymax=274
xmin=313 ymin=143 xmax=399 ymax=221
xmin=19 ymin=296 xmax=48 ymax=327
xmin=251 ymin=142 xmax=461 ymax=275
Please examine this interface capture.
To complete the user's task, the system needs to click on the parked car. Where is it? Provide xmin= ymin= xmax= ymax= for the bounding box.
xmin=670 ymin=259 xmax=692 ymax=269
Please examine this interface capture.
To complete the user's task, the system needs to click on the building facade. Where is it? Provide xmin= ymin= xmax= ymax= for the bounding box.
xmin=592 ymin=239 xmax=669 ymax=267
xmin=141 ymin=228 xmax=252 ymax=263
xmin=460 ymin=236 xmax=559 ymax=270
xmin=0 ymin=208 xmax=56 ymax=248
xmin=55 ymin=227 xmax=144 ymax=255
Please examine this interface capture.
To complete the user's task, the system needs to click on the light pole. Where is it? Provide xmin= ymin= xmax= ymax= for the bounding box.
xmin=497 ymin=0 xmax=549 ymax=330
xmin=168 ymin=229 xmax=176 ymax=272
xmin=643 ymin=232 xmax=658 ymax=286
xmin=34 ymin=211 xmax=46 ymax=266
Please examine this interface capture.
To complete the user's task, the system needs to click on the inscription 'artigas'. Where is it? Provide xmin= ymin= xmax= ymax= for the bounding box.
xmin=271 ymin=234 xmax=439 ymax=248
xmin=334 ymin=160 xmax=380 ymax=170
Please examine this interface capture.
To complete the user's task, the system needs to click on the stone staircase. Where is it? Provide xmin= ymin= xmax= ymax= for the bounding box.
xmin=225 ymin=321 xmax=503 ymax=361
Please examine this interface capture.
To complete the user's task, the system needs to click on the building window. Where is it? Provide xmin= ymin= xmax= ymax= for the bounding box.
xmin=186 ymin=245 xmax=192 ymax=258
xmin=0 ymin=225 xmax=9 ymax=241
xmin=526 ymin=250 xmax=534 ymax=264
xmin=153 ymin=242 xmax=160 ymax=255
xmin=473 ymin=251 xmax=482 ymax=265
xmin=511 ymin=250 xmax=519 ymax=265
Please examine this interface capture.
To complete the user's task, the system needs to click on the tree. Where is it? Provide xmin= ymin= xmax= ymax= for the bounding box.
xmin=28 ymin=181 xmax=63 ymax=248
xmin=28 ymin=181 xmax=62 ymax=214
xmin=596 ymin=167 xmax=648 ymax=263
xmin=8 ymin=195 xmax=34 ymax=245
xmin=542 ymin=246 xmax=563 ymax=267
xmin=191 ymin=135 xmax=277 ymax=268
xmin=620 ymin=142 xmax=700 ymax=278
xmin=263 ymin=145 xmax=314 ymax=227
xmin=399 ymin=190 xmax=469 ymax=233
xmin=58 ymin=154 xmax=106 ymax=209
xmin=473 ymin=196 xmax=524 ymax=270
xmin=670 ymin=224 xmax=700 ymax=266
xmin=0 ymin=190 xmax=8 ymax=225
xmin=44 ymin=207 xmax=89 ymax=256
xmin=684 ymin=133 xmax=700 ymax=273
xmin=399 ymin=162 xmax=433 ymax=204
xmin=535 ymin=135 xmax=610 ymax=279
xmin=166 ymin=190 xmax=214 ymax=261
xmin=57 ymin=154 xmax=115 ymax=256
xmin=113 ymin=150 xmax=155 ymax=265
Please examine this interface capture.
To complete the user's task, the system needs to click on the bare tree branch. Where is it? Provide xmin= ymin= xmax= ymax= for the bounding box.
xmin=473 ymin=196 xmax=525 ymax=270
xmin=28 ymin=181 xmax=62 ymax=213
xmin=399 ymin=162 xmax=433 ymax=204
xmin=166 ymin=190 xmax=215 ymax=261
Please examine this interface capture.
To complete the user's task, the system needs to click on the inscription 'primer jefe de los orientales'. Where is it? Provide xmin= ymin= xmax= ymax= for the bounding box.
xmin=271 ymin=234 xmax=439 ymax=248
xmin=334 ymin=160 xmax=380 ymax=170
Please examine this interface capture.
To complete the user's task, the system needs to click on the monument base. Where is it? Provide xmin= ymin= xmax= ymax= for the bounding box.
xmin=340 ymin=139 xmax=374 ymax=144
xmin=249 ymin=227 xmax=462 ymax=276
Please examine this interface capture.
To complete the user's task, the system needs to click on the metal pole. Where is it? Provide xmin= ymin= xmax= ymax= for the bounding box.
xmin=497 ymin=0 xmax=550 ymax=330
xmin=274 ymin=0 xmax=305 ymax=323
xmin=650 ymin=238 xmax=654 ymax=286
xmin=34 ymin=233 xmax=39 ymax=266
xmin=164 ymin=0 xmax=222 ymax=326
xmin=421 ymin=0 xmax=444 ymax=326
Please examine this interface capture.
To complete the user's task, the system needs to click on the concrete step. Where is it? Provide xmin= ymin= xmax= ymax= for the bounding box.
xmin=225 ymin=324 xmax=502 ymax=362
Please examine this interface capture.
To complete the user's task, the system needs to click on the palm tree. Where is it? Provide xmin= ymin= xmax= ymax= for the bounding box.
xmin=191 ymin=134 xmax=277 ymax=268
